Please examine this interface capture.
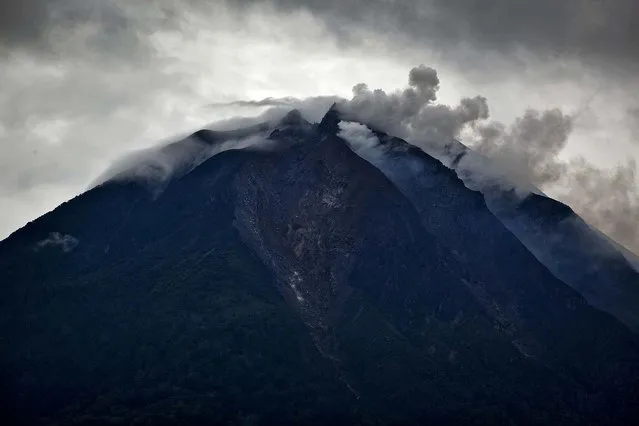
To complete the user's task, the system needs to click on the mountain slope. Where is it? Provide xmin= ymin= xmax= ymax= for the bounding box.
xmin=1 ymin=110 xmax=638 ymax=425
xmin=0 ymin=149 xmax=356 ymax=425
xmin=440 ymin=140 xmax=639 ymax=331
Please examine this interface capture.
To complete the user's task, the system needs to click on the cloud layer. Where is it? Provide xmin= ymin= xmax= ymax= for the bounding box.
xmin=7 ymin=1 xmax=636 ymax=72
xmin=234 ymin=0 xmax=639 ymax=74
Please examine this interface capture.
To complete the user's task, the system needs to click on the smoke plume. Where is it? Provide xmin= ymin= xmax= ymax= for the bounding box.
xmin=35 ymin=232 xmax=79 ymax=252
xmin=335 ymin=66 xmax=639 ymax=253
xmin=339 ymin=65 xmax=489 ymax=152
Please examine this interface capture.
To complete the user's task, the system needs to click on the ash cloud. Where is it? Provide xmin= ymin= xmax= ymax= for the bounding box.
xmin=556 ymin=159 xmax=639 ymax=253
xmin=191 ymin=65 xmax=639 ymax=254
xmin=339 ymin=65 xmax=489 ymax=151
xmin=335 ymin=66 xmax=639 ymax=253
xmin=0 ymin=0 xmax=54 ymax=49
xmin=469 ymin=109 xmax=574 ymax=187
xmin=337 ymin=121 xmax=381 ymax=159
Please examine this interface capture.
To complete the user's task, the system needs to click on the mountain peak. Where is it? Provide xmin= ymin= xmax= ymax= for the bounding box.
xmin=3 ymin=107 xmax=639 ymax=425
xmin=317 ymin=103 xmax=342 ymax=134
xmin=279 ymin=109 xmax=306 ymax=127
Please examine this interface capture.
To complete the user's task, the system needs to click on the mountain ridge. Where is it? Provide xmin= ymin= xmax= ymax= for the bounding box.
xmin=331 ymin=109 xmax=639 ymax=331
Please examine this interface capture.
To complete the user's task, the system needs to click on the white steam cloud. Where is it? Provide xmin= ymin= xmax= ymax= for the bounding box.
xmin=337 ymin=121 xmax=381 ymax=157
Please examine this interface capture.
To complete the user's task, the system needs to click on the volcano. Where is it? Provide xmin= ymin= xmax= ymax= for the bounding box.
xmin=1 ymin=107 xmax=638 ymax=425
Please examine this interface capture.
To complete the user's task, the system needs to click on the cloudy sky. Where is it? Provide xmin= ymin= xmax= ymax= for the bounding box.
xmin=1 ymin=0 xmax=638 ymax=252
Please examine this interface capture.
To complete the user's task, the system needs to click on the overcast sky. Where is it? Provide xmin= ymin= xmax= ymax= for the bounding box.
xmin=1 ymin=0 xmax=638 ymax=252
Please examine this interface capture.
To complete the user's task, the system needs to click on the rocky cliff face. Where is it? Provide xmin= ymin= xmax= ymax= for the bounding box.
xmin=1 ymin=109 xmax=638 ymax=425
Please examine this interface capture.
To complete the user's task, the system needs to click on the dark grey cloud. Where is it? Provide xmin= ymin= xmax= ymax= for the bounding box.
xmin=4 ymin=1 xmax=638 ymax=72
xmin=4 ymin=1 xmax=637 ymax=80
xmin=0 ymin=1 xmax=115 ymax=47
xmin=233 ymin=0 xmax=639 ymax=72
xmin=0 ymin=0 xmax=179 ymax=61
xmin=0 ymin=0 xmax=51 ymax=48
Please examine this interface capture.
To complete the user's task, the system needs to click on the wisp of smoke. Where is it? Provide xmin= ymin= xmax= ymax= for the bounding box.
xmin=208 ymin=97 xmax=302 ymax=109
xmin=94 ymin=133 xmax=276 ymax=192
xmin=35 ymin=232 xmax=79 ymax=253
xmin=337 ymin=121 xmax=382 ymax=158
xmin=95 ymin=95 xmax=339 ymax=192
xmin=206 ymin=96 xmax=341 ymax=130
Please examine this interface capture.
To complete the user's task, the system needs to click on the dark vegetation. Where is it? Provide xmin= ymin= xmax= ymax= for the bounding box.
xmin=0 ymin=152 xmax=354 ymax=425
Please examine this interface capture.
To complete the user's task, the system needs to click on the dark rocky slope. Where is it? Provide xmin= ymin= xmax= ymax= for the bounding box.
xmin=440 ymin=139 xmax=639 ymax=331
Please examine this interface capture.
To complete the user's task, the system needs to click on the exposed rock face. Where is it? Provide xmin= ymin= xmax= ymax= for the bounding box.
xmin=1 ymin=109 xmax=638 ymax=425
xmin=233 ymin=119 xmax=424 ymax=332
